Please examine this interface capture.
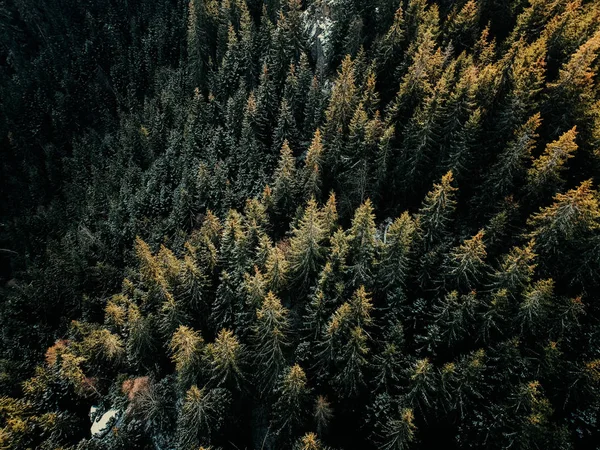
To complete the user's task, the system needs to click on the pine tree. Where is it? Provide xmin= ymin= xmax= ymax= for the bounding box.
xmin=217 ymin=25 xmax=243 ymax=101
xmin=281 ymin=0 xmax=306 ymax=63
xmin=480 ymin=289 xmax=510 ymax=342
xmin=376 ymin=5 xmax=406 ymax=97
xmin=265 ymin=245 xmax=289 ymax=293
xmin=321 ymin=192 xmax=339 ymax=237
xmin=303 ymin=76 xmax=326 ymax=143
xmin=474 ymin=26 xmax=496 ymax=66
xmin=417 ymin=171 xmax=457 ymax=250
xmin=347 ymin=199 xmax=379 ymax=287
xmin=445 ymin=0 xmax=479 ymax=51
xmin=272 ymin=364 xmax=312 ymax=444
xmin=252 ymin=292 xmax=291 ymax=394
xmin=126 ymin=309 xmax=157 ymax=371
xmin=518 ymin=278 xmax=554 ymax=337
xmin=527 ymin=126 xmax=578 ymax=199
xmin=441 ymin=349 xmax=486 ymax=418
xmin=547 ymin=30 xmax=600 ymax=144
xmin=220 ymin=209 xmax=248 ymax=276
xmin=204 ymin=329 xmax=245 ymax=390
xmin=379 ymin=212 xmax=416 ymax=293
xmin=255 ymin=64 xmax=279 ymax=152
xmin=186 ymin=0 xmax=210 ymax=89
xmin=481 ymin=113 xmax=541 ymax=205
xmin=432 ymin=290 xmax=478 ymax=347
xmin=497 ymin=37 xmax=547 ymax=137
xmin=294 ymin=432 xmax=325 ymax=450
xmin=527 ymin=180 xmax=600 ymax=284
xmin=386 ymin=27 xmax=443 ymax=125
xmin=372 ymin=321 xmax=405 ymax=393
xmin=179 ymin=249 xmax=208 ymax=313
xmin=302 ymin=129 xmax=325 ymax=201
xmin=405 ymin=358 xmax=438 ymax=413
xmin=272 ymin=140 xmax=299 ymax=221
xmin=288 ymin=198 xmax=327 ymax=286
xmin=243 ymin=197 xmax=270 ymax=260
xmin=272 ymin=99 xmax=300 ymax=155
xmin=443 ymin=230 xmax=488 ymax=290
xmin=415 ymin=171 xmax=458 ymax=288
xmin=339 ymin=104 xmax=384 ymax=212
xmin=398 ymin=84 xmax=445 ymax=192
xmin=210 ymin=270 xmax=239 ymax=331
xmin=313 ymin=395 xmax=333 ymax=437
xmin=380 ymin=407 xmax=416 ymax=450
xmin=238 ymin=0 xmax=256 ymax=86
xmin=491 ymin=240 xmax=537 ymax=296
xmin=216 ymin=0 xmax=234 ymax=64
xmin=169 ymin=325 xmax=204 ymax=388
xmin=304 ymin=261 xmax=344 ymax=342
xmin=324 ymin=55 xmax=358 ymax=170
xmin=176 ymin=385 xmax=231 ymax=449
xmin=323 ymin=287 xmax=374 ymax=397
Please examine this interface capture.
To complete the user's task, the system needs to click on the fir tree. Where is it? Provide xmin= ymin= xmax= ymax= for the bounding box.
xmin=527 ymin=126 xmax=578 ymax=199
xmin=347 ymin=199 xmax=379 ymax=287
xmin=176 ymin=385 xmax=231 ymax=448
xmin=204 ymin=329 xmax=245 ymax=390
xmin=252 ymin=291 xmax=291 ymax=394
xmin=272 ymin=364 xmax=312 ymax=444
xmin=288 ymin=198 xmax=327 ymax=286
xmin=302 ymin=129 xmax=325 ymax=201
xmin=272 ymin=140 xmax=299 ymax=221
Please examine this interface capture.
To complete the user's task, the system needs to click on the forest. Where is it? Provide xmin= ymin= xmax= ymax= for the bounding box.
xmin=1 ymin=0 xmax=600 ymax=448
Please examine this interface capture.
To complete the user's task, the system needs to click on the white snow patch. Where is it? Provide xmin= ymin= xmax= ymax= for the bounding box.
xmin=90 ymin=407 xmax=120 ymax=437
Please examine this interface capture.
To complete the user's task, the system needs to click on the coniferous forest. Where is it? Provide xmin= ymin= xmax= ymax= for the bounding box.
xmin=1 ymin=0 xmax=600 ymax=448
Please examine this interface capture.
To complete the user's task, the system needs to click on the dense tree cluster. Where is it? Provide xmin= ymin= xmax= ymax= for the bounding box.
xmin=1 ymin=0 xmax=600 ymax=449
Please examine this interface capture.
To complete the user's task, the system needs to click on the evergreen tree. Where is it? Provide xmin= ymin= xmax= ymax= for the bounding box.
xmin=380 ymin=407 xmax=416 ymax=450
xmin=288 ymin=198 xmax=327 ymax=286
xmin=379 ymin=212 xmax=416 ymax=294
xmin=481 ymin=113 xmax=542 ymax=206
xmin=169 ymin=325 xmax=204 ymax=388
xmin=527 ymin=126 xmax=578 ymax=199
xmin=324 ymin=55 xmax=358 ymax=173
xmin=376 ymin=5 xmax=406 ymax=98
xmin=546 ymin=30 xmax=600 ymax=145
xmin=347 ymin=199 xmax=379 ymax=287
xmin=272 ymin=140 xmax=299 ymax=221
xmin=445 ymin=0 xmax=480 ymax=51
xmin=272 ymin=364 xmax=312 ymax=444
xmin=527 ymin=180 xmax=600 ymax=285
xmin=491 ymin=240 xmax=537 ymax=296
xmin=176 ymin=385 xmax=231 ymax=449
xmin=302 ymin=129 xmax=325 ymax=201
xmin=252 ymin=291 xmax=291 ymax=394
xmin=323 ymin=287 xmax=374 ymax=397
xmin=272 ymin=98 xmax=300 ymax=155
xmin=204 ymin=329 xmax=245 ymax=390
xmin=415 ymin=171 xmax=458 ymax=288
xmin=443 ymin=230 xmax=488 ymax=290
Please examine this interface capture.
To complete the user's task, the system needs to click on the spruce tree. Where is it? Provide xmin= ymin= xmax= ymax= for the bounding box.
xmin=302 ymin=129 xmax=325 ymax=201
xmin=272 ymin=140 xmax=299 ymax=221
xmin=527 ymin=126 xmax=578 ymax=200
xmin=252 ymin=291 xmax=291 ymax=394
xmin=272 ymin=364 xmax=312 ymax=444
xmin=288 ymin=198 xmax=327 ymax=287
xmin=204 ymin=329 xmax=245 ymax=390
xmin=347 ymin=199 xmax=379 ymax=287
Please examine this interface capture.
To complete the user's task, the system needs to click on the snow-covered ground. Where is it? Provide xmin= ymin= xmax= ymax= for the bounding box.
xmin=90 ymin=406 xmax=120 ymax=437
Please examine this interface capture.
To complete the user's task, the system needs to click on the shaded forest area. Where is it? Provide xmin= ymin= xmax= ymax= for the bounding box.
xmin=1 ymin=0 xmax=600 ymax=448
